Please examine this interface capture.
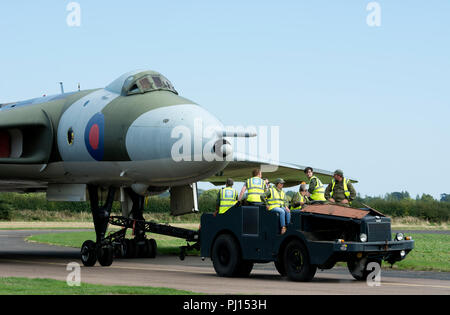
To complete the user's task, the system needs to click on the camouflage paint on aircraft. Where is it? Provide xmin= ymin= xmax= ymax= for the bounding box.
xmin=0 ymin=69 xmax=341 ymax=194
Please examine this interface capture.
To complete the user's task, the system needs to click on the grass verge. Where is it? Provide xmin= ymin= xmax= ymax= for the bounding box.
xmin=391 ymin=233 xmax=450 ymax=272
xmin=0 ymin=277 xmax=199 ymax=295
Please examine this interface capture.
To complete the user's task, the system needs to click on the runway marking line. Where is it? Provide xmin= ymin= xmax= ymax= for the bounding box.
xmin=0 ymin=258 xmax=210 ymax=275
xmin=2 ymin=258 xmax=450 ymax=290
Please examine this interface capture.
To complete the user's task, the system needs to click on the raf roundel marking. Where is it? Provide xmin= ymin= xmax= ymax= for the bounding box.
xmin=85 ymin=113 xmax=105 ymax=161
xmin=89 ymin=124 xmax=100 ymax=150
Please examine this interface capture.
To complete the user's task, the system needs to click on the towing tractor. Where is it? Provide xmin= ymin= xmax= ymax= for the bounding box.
xmin=200 ymin=203 xmax=414 ymax=282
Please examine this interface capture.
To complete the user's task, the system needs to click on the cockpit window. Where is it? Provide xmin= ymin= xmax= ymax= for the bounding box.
xmin=105 ymin=70 xmax=178 ymax=96
xmin=125 ymin=74 xmax=178 ymax=96
xmin=152 ymin=76 xmax=163 ymax=88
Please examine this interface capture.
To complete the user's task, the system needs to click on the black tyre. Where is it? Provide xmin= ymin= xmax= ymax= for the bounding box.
xmin=147 ymin=239 xmax=157 ymax=258
xmin=211 ymin=234 xmax=241 ymax=277
xmin=114 ymin=241 xmax=125 ymax=258
xmin=235 ymin=261 xmax=254 ymax=277
xmin=81 ymin=240 xmax=97 ymax=267
xmin=347 ymin=258 xmax=381 ymax=281
xmin=124 ymin=239 xmax=136 ymax=258
xmin=274 ymin=260 xmax=286 ymax=277
xmin=98 ymin=246 xmax=114 ymax=267
xmin=135 ymin=239 xmax=147 ymax=258
xmin=283 ymin=239 xmax=317 ymax=282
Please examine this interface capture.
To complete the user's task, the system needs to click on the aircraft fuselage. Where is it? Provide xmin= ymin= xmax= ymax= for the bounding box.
xmin=0 ymin=70 xmax=229 ymax=192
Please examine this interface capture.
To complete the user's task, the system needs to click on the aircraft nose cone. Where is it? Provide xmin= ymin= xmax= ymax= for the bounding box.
xmin=126 ymin=104 xmax=227 ymax=163
xmin=213 ymin=140 xmax=233 ymax=160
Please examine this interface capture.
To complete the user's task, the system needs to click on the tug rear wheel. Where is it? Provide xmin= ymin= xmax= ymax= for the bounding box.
xmin=211 ymin=234 xmax=241 ymax=277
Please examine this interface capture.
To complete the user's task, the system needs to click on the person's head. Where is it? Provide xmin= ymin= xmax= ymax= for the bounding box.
xmin=304 ymin=167 xmax=313 ymax=179
xmin=226 ymin=178 xmax=234 ymax=187
xmin=334 ymin=169 xmax=344 ymax=182
xmin=274 ymin=178 xmax=285 ymax=189
xmin=252 ymin=168 xmax=262 ymax=178
xmin=299 ymin=184 xmax=308 ymax=195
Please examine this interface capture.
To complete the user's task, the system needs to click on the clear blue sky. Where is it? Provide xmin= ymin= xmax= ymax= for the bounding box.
xmin=0 ymin=1 xmax=449 ymax=199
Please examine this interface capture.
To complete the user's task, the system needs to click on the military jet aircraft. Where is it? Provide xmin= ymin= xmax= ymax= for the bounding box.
xmin=0 ymin=69 xmax=338 ymax=264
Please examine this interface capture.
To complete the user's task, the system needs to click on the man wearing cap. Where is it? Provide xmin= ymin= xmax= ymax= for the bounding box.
xmin=325 ymin=170 xmax=357 ymax=205
xmin=261 ymin=178 xmax=291 ymax=234
xmin=215 ymin=178 xmax=239 ymax=216
xmin=290 ymin=184 xmax=310 ymax=211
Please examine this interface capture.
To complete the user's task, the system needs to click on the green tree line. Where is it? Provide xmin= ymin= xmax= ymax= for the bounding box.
xmin=0 ymin=190 xmax=449 ymax=222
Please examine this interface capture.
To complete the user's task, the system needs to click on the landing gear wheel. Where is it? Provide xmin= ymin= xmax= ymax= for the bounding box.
xmin=211 ymin=234 xmax=241 ymax=277
xmin=98 ymin=246 xmax=114 ymax=267
xmin=147 ymin=239 xmax=157 ymax=258
xmin=81 ymin=240 xmax=97 ymax=267
xmin=347 ymin=258 xmax=381 ymax=281
xmin=124 ymin=239 xmax=136 ymax=258
xmin=283 ymin=239 xmax=317 ymax=282
xmin=114 ymin=241 xmax=125 ymax=258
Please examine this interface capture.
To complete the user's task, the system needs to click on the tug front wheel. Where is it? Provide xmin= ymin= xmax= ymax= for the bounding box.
xmin=347 ymin=258 xmax=382 ymax=281
xmin=283 ymin=239 xmax=317 ymax=282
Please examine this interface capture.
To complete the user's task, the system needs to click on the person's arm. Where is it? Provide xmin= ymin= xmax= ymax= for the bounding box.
xmin=308 ymin=178 xmax=316 ymax=194
xmin=325 ymin=184 xmax=334 ymax=202
xmin=238 ymin=184 xmax=247 ymax=201
xmin=214 ymin=191 xmax=221 ymax=216
xmin=261 ymin=190 xmax=271 ymax=208
xmin=284 ymin=194 xmax=290 ymax=211
xmin=348 ymin=182 xmax=357 ymax=201
xmin=291 ymin=192 xmax=300 ymax=208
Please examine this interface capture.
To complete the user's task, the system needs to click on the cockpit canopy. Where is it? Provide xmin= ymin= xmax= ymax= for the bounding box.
xmin=105 ymin=70 xmax=178 ymax=96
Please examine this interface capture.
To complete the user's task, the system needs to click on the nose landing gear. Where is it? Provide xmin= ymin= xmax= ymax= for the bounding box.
xmin=80 ymin=185 xmax=117 ymax=267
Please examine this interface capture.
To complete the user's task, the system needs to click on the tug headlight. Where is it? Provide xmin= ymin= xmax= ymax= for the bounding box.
xmin=395 ymin=233 xmax=404 ymax=241
xmin=359 ymin=233 xmax=367 ymax=243
xmin=359 ymin=233 xmax=368 ymax=242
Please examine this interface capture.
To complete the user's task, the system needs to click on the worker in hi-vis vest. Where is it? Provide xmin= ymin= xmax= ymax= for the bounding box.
xmin=261 ymin=178 xmax=291 ymax=235
xmin=215 ymin=178 xmax=238 ymax=216
xmin=239 ymin=168 xmax=268 ymax=205
xmin=325 ymin=169 xmax=356 ymax=205
xmin=304 ymin=167 xmax=326 ymax=201
xmin=290 ymin=184 xmax=310 ymax=211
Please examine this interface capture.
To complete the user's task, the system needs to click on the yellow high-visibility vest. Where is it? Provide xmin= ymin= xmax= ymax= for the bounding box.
xmin=219 ymin=187 xmax=238 ymax=214
xmin=330 ymin=178 xmax=351 ymax=198
xmin=246 ymin=177 xmax=265 ymax=202
xmin=266 ymin=187 xmax=286 ymax=211
xmin=309 ymin=176 xmax=326 ymax=201
xmin=291 ymin=192 xmax=307 ymax=210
